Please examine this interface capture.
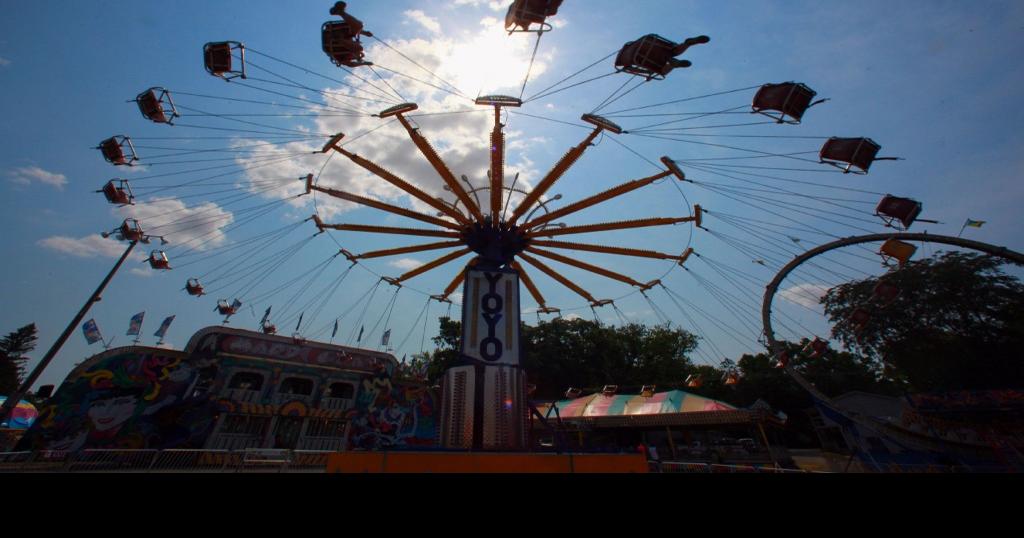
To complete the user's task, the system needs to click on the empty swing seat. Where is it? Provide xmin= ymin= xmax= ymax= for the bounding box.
xmin=751 ymin=82 xmax=817 ymax=124
xmin=120 ymin=218 xmax=144 ymax=242
xmin=820 ymin=137 xmax=881 ymax=174
xmin=99 ymin=136 xmax=136 ymax=166
xmin=148 ymin=251 xmax=171 ymax=270
xmin=875 ymin=195 xmax=922 ymax=229
xmin=136 ymin=87 xmax=177 ymax=124
xmin=185 ymin=278 xmax=204 ymax=296
xmin=879 ymin=238 xmax=916 ymax=266
xmin=100 ymin=180 xmax=133 ymax=205
xmin=505 ymin=0 xmax=563 ymax=32
xmin=204 ymin=42 xmax=245 ymax=79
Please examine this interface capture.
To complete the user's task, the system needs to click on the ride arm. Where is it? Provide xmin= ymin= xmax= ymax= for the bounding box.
xmin=395 ymin=248 xmax=472 ymax=283
xmin=313 ymin=220 xmax=460 ymax=239
xmin=510 ymin=260 xmax=548 ymax=308
xmin=490 ymin=106 xmax=505 ymax=223
xmin=354 ymin=240 xmax=465 ymax=260
xmin=527 ymin=216 xmax=695 ymax=238
xmin=324 ymin=137 xmax=470 ymax=225
xmin=522 ymin=170 xmax=673 ymax=230
xmin=524 ymin=246 xmax=645 ymax=287
xmin=506 ymin=126 xmax=604 ymax=225
xmin=309 ymin=183 xmax=460 ymax=230
xmin=396 ymin=114 xmax=485 ymax=222
xmin=517 ymin=252 xmax=598 ymax=304
xmin=530 ymin=239 xmax=693 ymax=264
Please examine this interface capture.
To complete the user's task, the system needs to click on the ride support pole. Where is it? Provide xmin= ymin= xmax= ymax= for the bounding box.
xmin=0 ymin=241 xmax=137 ymax=425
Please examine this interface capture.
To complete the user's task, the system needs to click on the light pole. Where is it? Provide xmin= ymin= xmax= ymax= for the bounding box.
xmin=0 ymin=237 xmax=138 ymax=425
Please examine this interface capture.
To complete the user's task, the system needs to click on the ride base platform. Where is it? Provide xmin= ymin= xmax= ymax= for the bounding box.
xmin=326 ymin=451 xmax=648 ymax=473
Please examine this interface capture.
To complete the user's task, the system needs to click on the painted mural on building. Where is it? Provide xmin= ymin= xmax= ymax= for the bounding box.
xmin=18 ymin=349 xmax=218 ymax=451
xmin=347 ymin=370 xmax=438 ymax=449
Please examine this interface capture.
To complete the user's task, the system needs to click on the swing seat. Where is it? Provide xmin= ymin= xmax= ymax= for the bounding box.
xmin=871 ymin=281 xmax=901 ymax=304
xmin=723 ymin=372 xmax=739 ymax=386
xmin=752 ymin=82 xmax=817 ymax=124
xmin=99 ymin=136 xmax=137 ymax=166
xmin=805 ymin=337 xmax=828 ymax=358
xmin=685 ymin=374 xmax=703 ymax=388
xmin=879 ymin=238 xmax=916 ymax=266
xmin=322 ymin=21 xmax=370 ymax=67
xmin=100 ymin=180 xmax=133 ymax=205
xmin=216 ymin=300 xmax=239 ymax=316
xmin=875 ymin=195 xmax=922 ymax=229
xmin=820 ymin=137 xmax=882 ymax=174
xmin=185 ymin=278 xmax=205 ymax=296
xmin=774 ymin=351 xmax=789 ymax=368
xmin=148 ymin=251 xmax=171 ymax=270
xmin=136 ymin=87 xmax=178 ymax=124
xmin=120 ymin=218 xmax=144 ymax=241
xmin=262 ymin=322 xmax=277 ymax=335
xmin=505 ymin=0 xmax=563 ymax=33
xmin=614 ymin=34 xmax=688 ymax=80
xmin=204 ymin=42 xmax=246 ymax=80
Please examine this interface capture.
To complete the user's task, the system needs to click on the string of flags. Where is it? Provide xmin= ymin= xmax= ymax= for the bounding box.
xmin=83 ymin=313 xmax=175 ymax=347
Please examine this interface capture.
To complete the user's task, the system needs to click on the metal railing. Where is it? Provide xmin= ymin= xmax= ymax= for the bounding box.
xmin=660 ymin=461 xmax=819 ymax=473
xmin=0 ymin=449 xmax=337 ymax=473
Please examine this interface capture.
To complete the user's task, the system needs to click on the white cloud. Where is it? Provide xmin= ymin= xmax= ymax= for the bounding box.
xmin=116 ymin=197 xmax=234 ymax=252
xmin=7 ymin=166 xmax=66 ymax=189
xmin=240 ymin=18 xmax=550 ymax=225
xmin=453 ymin=0 xmax=506 ymax=11
xmin=38 ymin=234 xmax=126 ymax=258
xmin=404 ymin=10 xmax=441 ymax=35
xmin=779 ymin=283 xmax=831 ymax=309
xmin=563 ymin=313 xmax=583 ymax=321
xmin=129 ymin=268 xmax=154 ymax=278
xmin=389 ymin=257 xmax=424 ymax=271
xmin=0 ymin=57 xmax=9 ymax=67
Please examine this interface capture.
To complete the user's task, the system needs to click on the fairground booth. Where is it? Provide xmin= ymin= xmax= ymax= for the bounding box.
xmin=532 ymin=387 xmax=790 ymax=465
xmin=17 ymin=327 xmax=437 ymax=453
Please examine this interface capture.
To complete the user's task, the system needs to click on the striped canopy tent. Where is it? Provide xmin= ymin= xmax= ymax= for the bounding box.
xmin=550 ymin=390 xmax=736 ymax=418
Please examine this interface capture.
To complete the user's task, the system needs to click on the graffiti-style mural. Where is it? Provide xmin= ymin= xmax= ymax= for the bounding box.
xmin=19 ymin=327 xmax=438 ymax=453
xmin=18 ymin=350 xmax=218 ymax=451
xmin=348 ymin=370 xmax=437 ymax=449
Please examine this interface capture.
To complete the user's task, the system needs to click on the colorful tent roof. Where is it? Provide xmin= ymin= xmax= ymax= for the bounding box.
xmin=549 ymin=390 xmax=737 ymax=418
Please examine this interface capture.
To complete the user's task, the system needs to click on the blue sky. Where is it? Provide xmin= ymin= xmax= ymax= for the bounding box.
xmin=2 ymin=1 xmax=1022 ymax=390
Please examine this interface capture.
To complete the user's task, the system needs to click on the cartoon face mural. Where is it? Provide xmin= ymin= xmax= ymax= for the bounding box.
xmin=18 ymin=349 xmax=218 ymax=452
xmin=87 ymin=387 xmax=141 ymax=432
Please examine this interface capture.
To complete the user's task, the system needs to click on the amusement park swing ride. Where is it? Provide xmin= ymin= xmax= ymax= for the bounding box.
xmin=9 ymin=0 xmax=1019 ymax=461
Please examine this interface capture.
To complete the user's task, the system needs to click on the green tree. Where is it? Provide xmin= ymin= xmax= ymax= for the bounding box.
xmin=416 ymin=317 xmax=700 ymax=400
xmin=823 ymin=251 xmax=1024 ymax=392
xmin=0 ymin=324 xmax=39 ymax=395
